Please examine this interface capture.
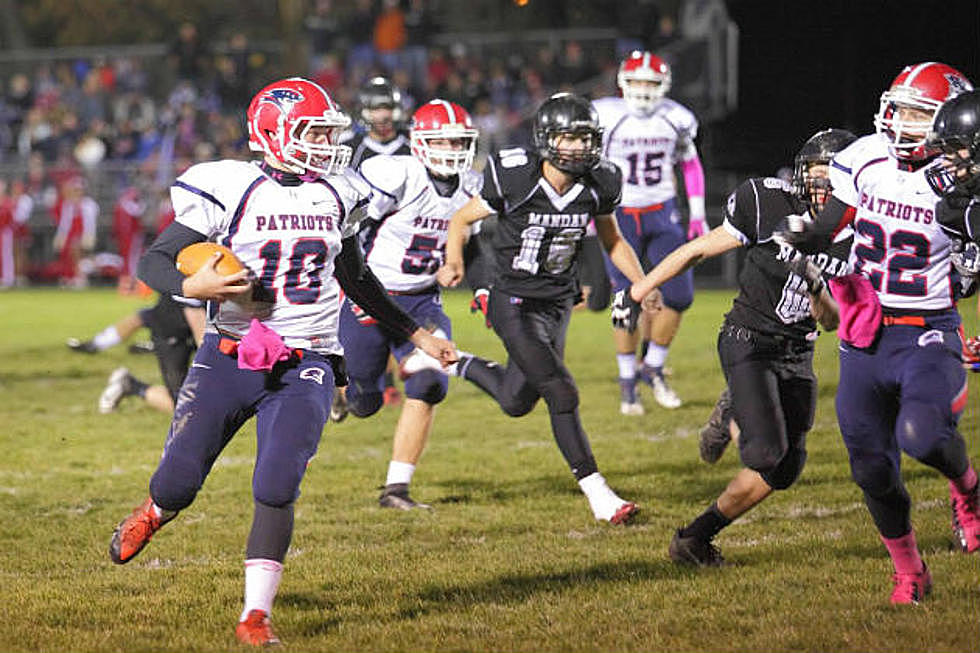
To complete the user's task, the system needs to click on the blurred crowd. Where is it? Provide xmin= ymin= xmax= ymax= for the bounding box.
xmin=0 ymin=0 xmax=706 ymax=288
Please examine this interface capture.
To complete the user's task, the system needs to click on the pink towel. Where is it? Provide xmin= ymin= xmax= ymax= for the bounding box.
xmin=828 ymin=274 xmax=882 ymax=348
xmin=237 ymin=319 xmax=292 ymax=371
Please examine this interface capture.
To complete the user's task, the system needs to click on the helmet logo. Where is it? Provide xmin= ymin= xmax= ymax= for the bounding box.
xmin=261 ymin=88 xmax=305 ymax=110
xmin=945 ymin=73 xmax=970 ymax=98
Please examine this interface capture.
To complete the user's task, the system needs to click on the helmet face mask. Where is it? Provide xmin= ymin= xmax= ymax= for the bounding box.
xmin=792 ymin=128 xmax=857 ymax=215
xmin=533 ymin=93 xmax=603 ymax=175
xmin=873 ymin=62 xmax=973 ymax=162
xmin=248 ymin=77 xmax=352 ymax=176
xmin=617 ymin=51 xmax=671 ymax=115
xmin=410 ymin=99 xmax=478 ymax=177
xmin=926 ymin=89 xmax=980 ymax=195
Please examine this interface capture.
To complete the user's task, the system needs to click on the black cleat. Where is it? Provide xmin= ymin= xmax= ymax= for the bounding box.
xmin=699 ymin=388 xmax=734 ymax=464
xmin=668 ymin=529 xmax=725 ymax=567
xmin=379 ymin=483 xmax=430 ymax=510
xmin=66 ymin=337 xmax=98 ymax=354
xmin=128 ymin=341 xmax=155 ymax=355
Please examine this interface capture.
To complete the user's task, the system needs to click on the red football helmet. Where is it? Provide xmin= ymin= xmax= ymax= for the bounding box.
xmin=617 ymin=51 xmax=671 ymax=114
xmin=873 ymin=62 xmax=973 ymax=162
xmin=247 ymin=77 xmax=352 ymax=176
xmin=409 ymin=99 xmax=478 ymax=176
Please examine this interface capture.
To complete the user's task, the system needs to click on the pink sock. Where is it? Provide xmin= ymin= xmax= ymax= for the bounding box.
xmin=880 ymin=531 xmax=924 ymax=576
xmin=951 ymin=465 xmax=978 ymax=496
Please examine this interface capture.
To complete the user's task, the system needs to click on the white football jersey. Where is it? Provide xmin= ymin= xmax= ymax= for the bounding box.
xmin=172 ymin=160 xmax=371 ymax=354
xmin=830 ymin=134 xmax=954 ymax=311
xmin=359 ymin=154 xmax=482 ymax=292
xmin=592 ymin=96 xmax=698 ymax=208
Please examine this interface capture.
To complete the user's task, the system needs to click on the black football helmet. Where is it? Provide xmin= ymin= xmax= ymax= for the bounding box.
xmin=532 ymin=93 xmax=603 ymax=175
xmin=357 ymin=76 xmax=405 ymax=134
xmin=792 ymin=128 xmax=857 ymax=215
xmin=926 ymin=90 xmax=980 ymax=196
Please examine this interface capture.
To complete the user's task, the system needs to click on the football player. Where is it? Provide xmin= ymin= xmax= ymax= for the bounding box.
xmin=779 ymin=63 xmax=980 ymax=604
xmin=343 ymin=75 xmax=412 ymax=168
xmin=336 ymin=76 xmax=412 ymax=411
xmin=622 ymin=128 xmax=854 ymax=567
xmin=339 ymin=99 xmax=480 ymax=510
xmin=927 ymin=89 xmax=980 ymax=370
xmin=431 ymin=92 xmax=649 ymax=524
xmin=106 ymin=77 xmax=456 ymax=646
xmin=87 ymin=295 xmax=206 ymax=414
xmin=592 ymin=51 xmax=707 ymax=414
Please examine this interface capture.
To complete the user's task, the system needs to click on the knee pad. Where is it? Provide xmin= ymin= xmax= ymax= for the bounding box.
xmin=149 ymin=454 xmax=204 ymax=511
xmin=404 ymin=369 xmax=448 ymax=405
xmin=538 ymin=376 xmax=579 ymax=414
xmin=896 ymin=399 xmax=947 ymax=460
xmin=761 ymin=445 xmax=808 ymax=490
xmin=849 ymin=454 xmax=898 ymax=498
xmin=347 ymin=378 xmax=383 ymax=418
xmin=659 ymin=275 xmax=694 ymax=312
xmin=499 ymin=396 xmax=536 ymax=417
xmin=738 ymin=438 xmax=786 ymax=479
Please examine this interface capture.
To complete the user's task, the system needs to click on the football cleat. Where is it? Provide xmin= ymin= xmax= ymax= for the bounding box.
xmin=379 ymin=483 xmax=431 ymax=510
xmin=235 ymin=609 xmax=282 ymax=647
xmin=949 ymin=480 xmax=980 ymax=553
xmin=398 ymin=348 xmax=443 ymax=380
xmin=889 ymin=564 xmax=932 ymax=605
xmin=108 ymin=497 xmax=174 ymax=564
xmin=609 ymin=501 xmax=639 ymax=525
xmin=66 ymin=337 xmax=98 ymax=354
xmin=128 ymin=340 xmax=155 ymax=355
xmin=585 ymin=479 xmax=637 ymax=524
xmin=98 ymin=367 xmax=133 ymax=414
xmin=619 ymin=377 xmax=644 ymax=416
xmin=639 ymin=364 xmax=682 ymax=409
xmin=699 ymin=388 xmax=734 ymax=464
xmin=668 ymin=529 xmax=725 ymax=567
xmin=329 ymin=388 xmax=348 ymax=423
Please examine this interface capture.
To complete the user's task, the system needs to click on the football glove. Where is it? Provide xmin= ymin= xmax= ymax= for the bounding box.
xmin=787 ymin=255 xmax=825 ymax=296
xmin=470 ymin=288 xmax=491 ymax=328
xmin=951 ymin=240 xmax=980 ymax=298
xmin=611 ymin=287 xmax=642 ymax=332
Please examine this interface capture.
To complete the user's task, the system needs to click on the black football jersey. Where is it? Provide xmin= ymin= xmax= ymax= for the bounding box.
xmin=723 ymin=176 xmax=852 ymax=338
xmin=346 ymin=131 xmax=411 ymax=169
xmin=481 ymin=147 xmax=622 ymax=299
xmin=936 ymin=191 xmax=980 ymax=242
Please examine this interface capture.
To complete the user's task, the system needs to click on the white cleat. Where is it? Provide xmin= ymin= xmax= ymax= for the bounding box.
xmin=620 ymin=401 xmax=645 ymax=416
xmin=398 ymin=348 xmax=444 ymax=380
xmin=651 ymin=375 xmax=682 ymax=409
xmin=98 ymin=367 xmax=131 ymax=414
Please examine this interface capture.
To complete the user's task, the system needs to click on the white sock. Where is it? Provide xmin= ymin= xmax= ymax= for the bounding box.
xmin=616 ymin=353 xmax=637 ymax=380
xmin=578 ymin=472 xmax=608 ymax=500
xmin=241 ymin=558 xmax=283 ymax=621
xmin=643 ymin=343 xmax=669 ymax=369
xmin=386 ymin=460 xmax=416 ymax=486
xmin=92 ymin=326 xmax=121 ymax=351
xmin=578 ymin=472 xmax=625 ymax=520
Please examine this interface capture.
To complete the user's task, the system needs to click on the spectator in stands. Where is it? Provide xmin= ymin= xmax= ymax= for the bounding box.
xmin=168 ymin=22 xmax=208 ymax=85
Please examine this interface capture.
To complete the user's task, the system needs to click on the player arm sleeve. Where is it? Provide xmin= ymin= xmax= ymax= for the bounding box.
xmin=334 ymin=234 xmax=420 ymax=339
xmin=137 ymin=222 xmax=208 ymax=297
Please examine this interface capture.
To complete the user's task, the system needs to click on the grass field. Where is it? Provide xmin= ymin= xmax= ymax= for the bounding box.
xmin=0 ymin=287 xmax=977 ymax=652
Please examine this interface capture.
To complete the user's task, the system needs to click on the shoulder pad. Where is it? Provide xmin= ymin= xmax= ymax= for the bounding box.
xmin=588 ymin=159 xmax=624 ymax=197
xmin=488 ymin=147 xmax=541 ymax=199
xmin=761 ymin=176 xmax=793 ymax=192
xmin=359 ymin=154 xmax=408 ymax=197
xmin=461 ymin=168 xmax=484 ymax=197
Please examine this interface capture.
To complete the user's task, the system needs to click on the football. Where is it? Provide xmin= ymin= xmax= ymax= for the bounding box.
xmin=175 ymin=242 xmax=246 ymax=277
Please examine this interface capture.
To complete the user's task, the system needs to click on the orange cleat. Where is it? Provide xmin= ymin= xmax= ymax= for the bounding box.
xmin=235 ymin=610 xmax=281 ymax=647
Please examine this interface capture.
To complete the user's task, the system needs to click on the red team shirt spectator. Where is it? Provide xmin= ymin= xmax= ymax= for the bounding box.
xmin=51 ymin=176 xmax=98 ymax=286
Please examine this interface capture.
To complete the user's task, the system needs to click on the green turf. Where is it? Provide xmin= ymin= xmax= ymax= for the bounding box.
xmin=0 ymin=287 xmax=976 ymax=652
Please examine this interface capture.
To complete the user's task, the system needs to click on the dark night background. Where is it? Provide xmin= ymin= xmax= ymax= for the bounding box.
xmin=713 ymin=0 xmax=980 ymax=175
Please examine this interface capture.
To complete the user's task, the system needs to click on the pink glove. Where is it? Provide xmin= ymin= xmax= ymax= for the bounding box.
xmin=687 ymin=216 xmax=707 ymax=240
